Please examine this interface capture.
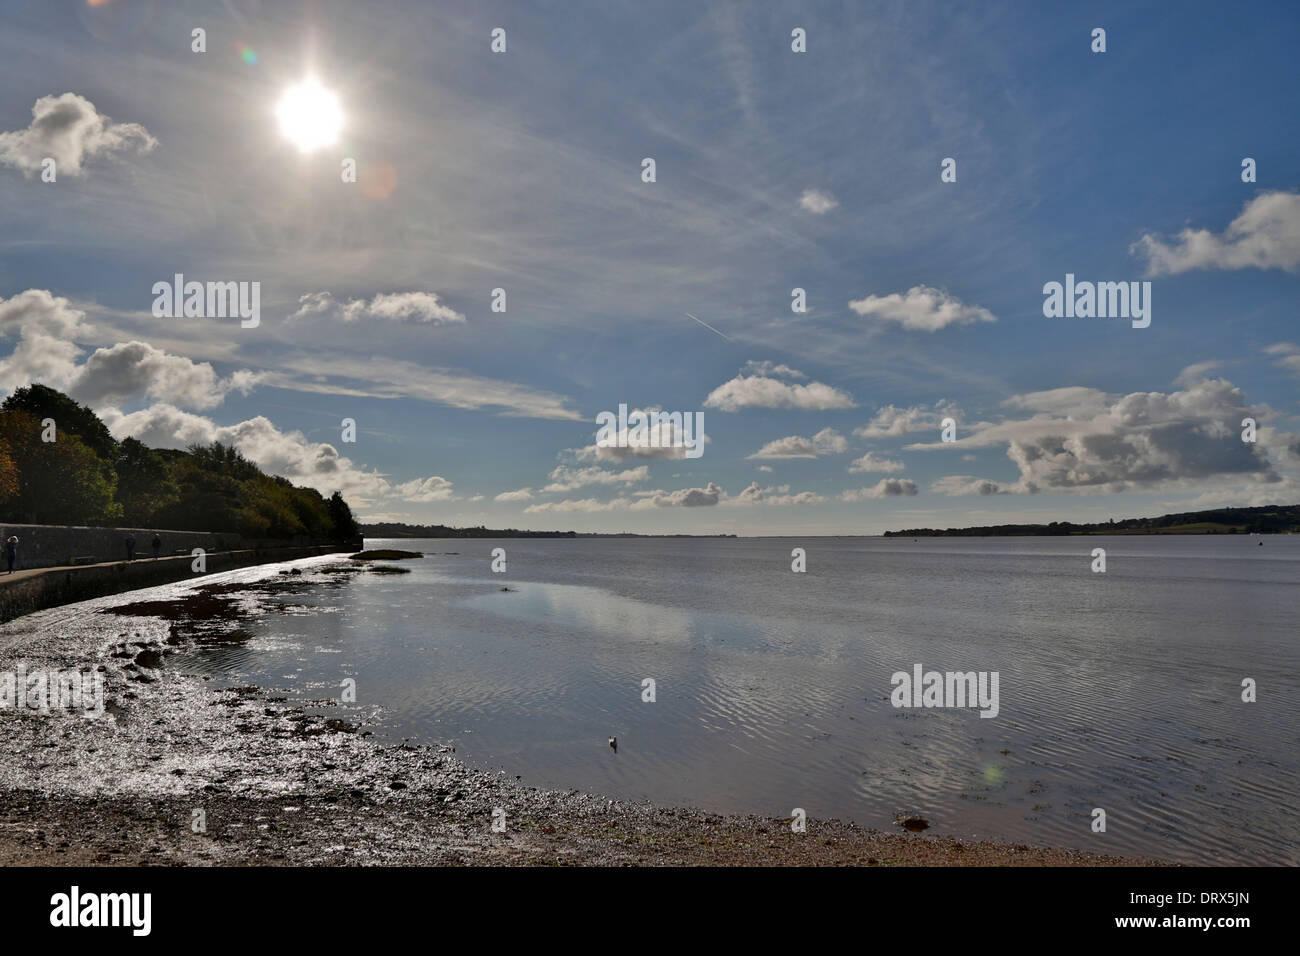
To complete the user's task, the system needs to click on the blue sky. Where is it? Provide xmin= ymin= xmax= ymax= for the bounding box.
xmin=1 ymin=0 xmax=1297 ymax=533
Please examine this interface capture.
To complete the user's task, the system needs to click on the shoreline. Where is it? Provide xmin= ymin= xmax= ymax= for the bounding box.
xmin=0 ymin=543 xmax=355 ymax=624
xmin=0 ymin=556 xmax=1172 ymax=867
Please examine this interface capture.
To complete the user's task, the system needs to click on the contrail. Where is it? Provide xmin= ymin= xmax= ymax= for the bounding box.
xmin=684 ymin=312 xmax=733 ymax=342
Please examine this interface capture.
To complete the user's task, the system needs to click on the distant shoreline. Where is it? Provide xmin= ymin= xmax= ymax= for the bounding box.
xmin=364 ymin=504 xmax=1300 ymax=540
xmin=883 ymin=503 xmax=1299 ymax=537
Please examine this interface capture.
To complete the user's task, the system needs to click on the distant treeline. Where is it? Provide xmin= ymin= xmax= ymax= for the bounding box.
xmin=361 ymin=522 xmax=738 ymax=539
xmin=362 ymin=522 xmax=580 ymax=538
xmin=0 ymin=384 xmax=359 ymax=541
xmin=884 ymin=505 xmax=1300 ymax=537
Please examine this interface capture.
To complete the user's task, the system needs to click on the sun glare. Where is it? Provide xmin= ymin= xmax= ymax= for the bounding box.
xmin=275 ymin=78 xmax=342 ymax=153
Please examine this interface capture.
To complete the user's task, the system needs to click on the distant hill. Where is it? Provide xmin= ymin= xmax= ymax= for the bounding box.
xmin=884 ymin=504 xmax=1300 ymax=537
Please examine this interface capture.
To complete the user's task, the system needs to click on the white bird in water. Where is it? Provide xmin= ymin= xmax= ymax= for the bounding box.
xmin=608 ymin=736 xmax=617 ymax=753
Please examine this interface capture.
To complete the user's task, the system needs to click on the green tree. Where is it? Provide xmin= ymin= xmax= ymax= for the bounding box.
xmin=2 ymin=384 xmax=119 ymax=463
xmin=0 ymin=388 xmax=364 ymax=540
xmin=327 ymin=490 xmax=359 ymax=540
xmin=0 ymin=410 xmax=121 ymax=524
xmin=114 ymin=437 xmax=179 ymax=526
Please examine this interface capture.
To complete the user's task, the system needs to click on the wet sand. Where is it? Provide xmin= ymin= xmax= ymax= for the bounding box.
xmin=0 ymin=558 xmax=1168 ymax=867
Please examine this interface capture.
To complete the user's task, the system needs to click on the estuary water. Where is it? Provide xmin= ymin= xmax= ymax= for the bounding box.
xmin=173 ymin=535 xmax=1298 ymax=864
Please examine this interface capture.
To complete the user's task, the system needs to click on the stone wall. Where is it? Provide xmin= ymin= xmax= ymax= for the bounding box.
xmin=0 ymin=522 xmax=335 ymax=572
xmin=0 ymin=543 xmax=356 ymax=624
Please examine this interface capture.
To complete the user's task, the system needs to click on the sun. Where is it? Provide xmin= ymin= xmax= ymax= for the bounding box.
xmin=275 ymin=78 xmax=343 ymax=153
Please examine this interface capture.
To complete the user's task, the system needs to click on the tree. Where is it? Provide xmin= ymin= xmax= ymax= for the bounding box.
xmin=2 ymin=384 xmax=119 ymax=463
xmin=187 ymin=441 xmax=260 ymax=481
xmin=0 ymin=435 xmax=18 ymax=506
xmin=0 ymin=410 xmax=120 ymax=524
xmin=114 ymin=437 xmax=179 ymax=526
xmin=0 ymin=385 xmax=364 ymax=539
xmin=327 ymin=490 xmax=359 ymax=540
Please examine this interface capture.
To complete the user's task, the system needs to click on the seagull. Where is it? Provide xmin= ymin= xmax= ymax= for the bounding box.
xmin=608 ymin=736 xmax=617 ymax=753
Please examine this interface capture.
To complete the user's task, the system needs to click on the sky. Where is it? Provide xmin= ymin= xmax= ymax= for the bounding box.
xmin=1 ymin=0 xmax=1298 ymax=534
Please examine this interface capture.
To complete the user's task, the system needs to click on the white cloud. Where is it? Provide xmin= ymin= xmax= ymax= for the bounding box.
xmin=635 ymin=482 xmax=723 ymax=508
xmin=0 ymin=289 xmax=86 ymax=392
xmin=839 ymin=479 xmax=919 ymax=500
xmin=97 ymin=403 xmax=461 ymax=510
xmin=391 ymin=476 xmax=456 ymax=502
xmin=906 ymin=378 xmax=1279 ymax=492
xmin=0 ymin=93 xmax=156 ymax=177
xmin=291 ymin=291 xmax=465 ymax=324
xmin=705 ymin=367 xmax=855 ymax=412
xmin=524 ymin=479 xmax=827 ymax=512
xmin=930 ymin=475 xmax=1012 ymax=496
xmin=569 ymin=408 xmax=708 ymax=461
xmin=543 ymin=464 xmax=649 ymax=492
xmin=1264 ymin=342 xmax=1300 ymax=377
xmin=1174 ymin=361 xmax=1225 ymax=386
xmin=848 ymin=451 xmax=905 ymax=473
xmin=798 ymin=189 xmax=838 ymax=214
xmin=730 ymin=481 xmax=826 ymax=506
xmin=0 ymin=289 xmax=257 ymax=411
xmin=748 ymin=427 xmax=846 ymax=459
xmin=494 ymin=488 xmax=534 ymax=502
xmin=69 ymin=340 xmax=257 ymax=410
xmin=849 ymin=286 xmax=996 ymax=332
xmin=854 ymin=401 xmax=961 ymax=438
xmin=1000 ymin=387 xmax=1110 ymax=417
xmin=743 ymin=360 xmax=806 ymax=379
xmin=524 ymin=497 xmax=631 ymax=514
xmin=1133 ymin=191 xmax=1300 ymax=276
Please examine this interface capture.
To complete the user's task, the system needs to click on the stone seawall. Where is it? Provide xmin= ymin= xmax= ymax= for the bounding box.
xmin=0 ymin=544 xmax=357 ymax=624
xmin=0 ymin=522 xmax=329 ymax=572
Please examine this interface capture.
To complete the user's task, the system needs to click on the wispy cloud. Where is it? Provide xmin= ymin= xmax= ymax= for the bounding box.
xmin=290 ymin=291 xmax=465 ymax=325
xmin=799 ymin=188 xmax=838 ymax=214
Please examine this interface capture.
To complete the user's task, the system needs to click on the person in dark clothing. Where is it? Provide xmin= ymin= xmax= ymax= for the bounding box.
xmin=5 ymin=535 xmax=17 ymax=574
xmin=125 ymin=535 xmax=136 ymax=561
xmin=152 ymin=534 xmax=162 ymax=559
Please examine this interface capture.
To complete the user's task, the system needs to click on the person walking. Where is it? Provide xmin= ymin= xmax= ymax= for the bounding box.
xmin=152 ymin=533 xmax=162 ymax=559
xmin=125 ymin=534 xmax=136 ymax=561
xmin=4 ymin=535 xmax=17 ymax=574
